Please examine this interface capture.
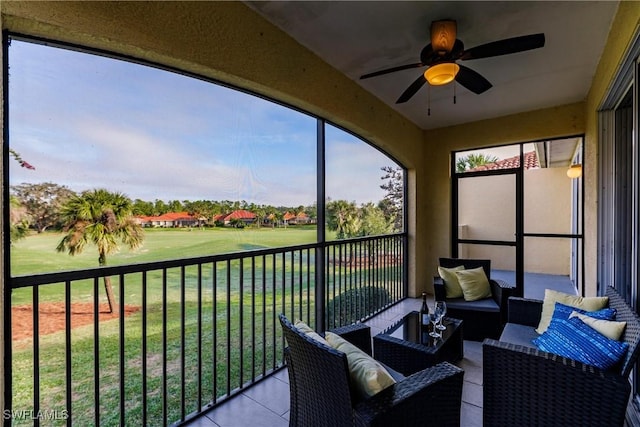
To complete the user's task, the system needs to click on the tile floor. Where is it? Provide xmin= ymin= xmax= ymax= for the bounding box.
xmin=190 ymin=296 xmax=484 ymax=426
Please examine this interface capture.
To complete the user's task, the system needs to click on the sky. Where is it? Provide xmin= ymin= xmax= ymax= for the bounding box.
xmin=8 ymin=39 xmax=399 ymax=207
xmin=456 ymin=143 xmax=535 ymax=163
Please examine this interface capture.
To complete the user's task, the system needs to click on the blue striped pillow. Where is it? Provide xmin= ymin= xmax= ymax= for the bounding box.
xmin=552 ymin=302 xmax=617 ymax=321
xmin=533 ymin=316 xmax=628 ymax=370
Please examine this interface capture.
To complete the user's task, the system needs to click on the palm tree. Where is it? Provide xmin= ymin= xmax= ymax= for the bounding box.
xmin=456 ymin=153 xmax=499 ymax=172
xmin=253 ymin=206 xmax=267 ymax=228
xmin=326 ymin=199 xmax=360 ymax=239
xmin=56 ymin=189 xmax=143 ymax=313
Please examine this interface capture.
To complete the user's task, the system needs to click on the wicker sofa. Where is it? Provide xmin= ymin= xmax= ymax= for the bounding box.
xmin=279 ymin=314 xmax=464 ymax=427
xmin=433 ymin=257 xmax=513 ymax=341
xmin=483 ymin=286 xmax=640 ymax=427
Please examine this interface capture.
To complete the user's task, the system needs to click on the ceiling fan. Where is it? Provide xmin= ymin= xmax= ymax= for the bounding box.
xmin=360 ymin=20 xmax=545 ymax=103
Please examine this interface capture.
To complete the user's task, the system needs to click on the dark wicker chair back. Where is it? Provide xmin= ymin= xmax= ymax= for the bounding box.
xmin=439 ymin=257 xmax=492 ymax=279
xmin=606 ymin=286 xmax=640 ymax=377
xmin=279 ymin=314 xmax=354 ymax=427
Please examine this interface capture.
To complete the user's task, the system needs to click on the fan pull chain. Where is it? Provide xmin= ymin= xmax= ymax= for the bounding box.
xmin=428 ymin=84 xmax=431 ymax=116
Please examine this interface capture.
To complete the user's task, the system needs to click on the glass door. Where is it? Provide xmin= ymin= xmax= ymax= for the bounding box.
xmin=453 ymin=138 xmax=584 ymax=299
xmin=452 ymin=146 xmax=521 ymax=295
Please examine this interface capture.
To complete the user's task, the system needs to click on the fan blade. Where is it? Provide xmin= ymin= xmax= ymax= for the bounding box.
xmin=460 ymin=33 xmax=545 ymax=60
xmin=360 ymin=63 xmax=424 ymax=80
xmin=396 ymin=74 xmax=427 ymax=104
xmin=455 ymin=65 xmax=492 ymax=94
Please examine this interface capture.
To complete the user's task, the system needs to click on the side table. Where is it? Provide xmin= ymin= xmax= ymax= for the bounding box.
xmin=373 ymin=311 xmax=463 ymax=376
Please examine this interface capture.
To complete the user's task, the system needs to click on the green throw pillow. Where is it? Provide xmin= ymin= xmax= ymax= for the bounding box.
xmin=569 ymin=311 xmax=627 ymax=340
xmin=325 ymin=331 xmax=396 ymax=398
xmin=438 ymin=265 xmax=465 ymax=298
xmin=294 ymin=320 xmax=329 ymax=345
xmin=455 ymin=267 xmax=491 ymax=301
xmin=535 ymin=289 xmax=609 ymax=334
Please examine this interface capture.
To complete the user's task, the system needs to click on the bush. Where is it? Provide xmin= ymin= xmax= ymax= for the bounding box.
xmin=326 ymin=286 xmax=390 ymax=329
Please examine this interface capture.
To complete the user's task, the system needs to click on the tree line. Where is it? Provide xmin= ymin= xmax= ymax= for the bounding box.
xmin=9 ymin=166 xmax=403 ymax=239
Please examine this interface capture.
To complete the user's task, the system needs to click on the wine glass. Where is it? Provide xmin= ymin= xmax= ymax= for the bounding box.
xmin=435 ymin=301 xmax=447 ymax=331
xmin=428 ymin=312 xmax=440 ymax=338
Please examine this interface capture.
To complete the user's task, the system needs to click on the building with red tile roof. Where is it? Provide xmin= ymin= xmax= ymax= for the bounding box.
xmin=283 ymin=212 xmax=297 ymax=222
xmin=135 ymin=212 xmax=199 ymax=228
xmin=282 ymin=211 xmax=314 ymax=225
xmin=222 ymin=210 xmax=256 ymax=225
xmin=468 ymin=151 xmax=540 ymax=172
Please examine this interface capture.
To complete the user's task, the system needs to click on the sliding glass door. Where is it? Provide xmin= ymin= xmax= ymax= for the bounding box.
xmin=597 ymin=44 xmax=640 ymax=421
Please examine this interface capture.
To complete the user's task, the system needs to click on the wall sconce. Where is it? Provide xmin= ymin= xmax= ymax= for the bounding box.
xmin=567 ymin=164 xmax=582 ymax=179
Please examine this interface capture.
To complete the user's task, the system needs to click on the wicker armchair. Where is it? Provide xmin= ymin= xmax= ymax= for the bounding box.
xmin=433 ymin=257 xmax=513 ymax=341
xmin=483 ymin=286 xmax=640 ymax=427
xmin=279 ymin=314 xmax=464 ymax=427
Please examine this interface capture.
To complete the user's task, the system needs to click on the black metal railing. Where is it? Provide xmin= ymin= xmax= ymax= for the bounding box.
xmin=6 ymin=233 xmax=406 ymax=426
xmin=325 ymin=234 xmax=405 ymax=329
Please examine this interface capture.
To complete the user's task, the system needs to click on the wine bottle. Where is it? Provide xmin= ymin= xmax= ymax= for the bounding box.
xmin=420 ymin=292 xmax=429 ymax=325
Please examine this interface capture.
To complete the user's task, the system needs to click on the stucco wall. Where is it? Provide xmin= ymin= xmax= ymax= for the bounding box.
xmin=584 ymin=2 xmax=640 ymax=295
xmin=458 ymin=167 xmax=572 ymax=275
xmin=459 ymin=174 xmax=516 ymax=243
xmin=523 ymin=167 xmax=573 ymax=275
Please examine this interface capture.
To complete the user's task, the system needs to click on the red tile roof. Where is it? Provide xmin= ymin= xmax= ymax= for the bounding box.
xmin=469 ymin=151 xmax=539 ymax=171
xmin=136 ymin=212 xmax=196 ymax=222
xmin=157 ymin=212 xmax=194 ymax=221
xmin=224 ymin=210 xmax=256 ymax=221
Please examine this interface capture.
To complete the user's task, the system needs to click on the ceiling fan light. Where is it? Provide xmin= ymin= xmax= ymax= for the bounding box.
xmin=424 ymin=62 xmax=460 ymax=85
xmin=431 ymin=20 xmax=457 ymax=53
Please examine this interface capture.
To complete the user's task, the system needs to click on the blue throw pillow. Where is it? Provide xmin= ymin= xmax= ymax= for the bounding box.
xmin=551 ymin=302 xmax=617 ymax=322
xmin=533 ymin=317 xmax=628 ymax=370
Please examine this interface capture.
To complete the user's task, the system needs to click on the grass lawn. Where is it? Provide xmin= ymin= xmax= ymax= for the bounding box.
xmin=11 ymin=226 xmax=320 ymax=277
xmin=9 ymin=226 xmax=327 ymax=426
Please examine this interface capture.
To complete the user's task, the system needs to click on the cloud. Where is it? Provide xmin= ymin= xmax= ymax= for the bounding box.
xmin=8 ymin=39 xmax=399 ymax=208
xmin=325 ymin=134 xmax=398 ymax=204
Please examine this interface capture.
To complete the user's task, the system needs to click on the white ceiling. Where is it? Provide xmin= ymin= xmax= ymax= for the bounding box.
xmin=247 ymin=1 xmax=619 ymax=130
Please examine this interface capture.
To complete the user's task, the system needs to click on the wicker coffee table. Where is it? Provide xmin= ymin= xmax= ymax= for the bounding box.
xmin=373 ymin=311 xmax=463 ymax=376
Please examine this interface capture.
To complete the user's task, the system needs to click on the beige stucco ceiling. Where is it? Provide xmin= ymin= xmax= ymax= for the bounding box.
xmin=247 ymin=1 xmax=619 ymax=131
